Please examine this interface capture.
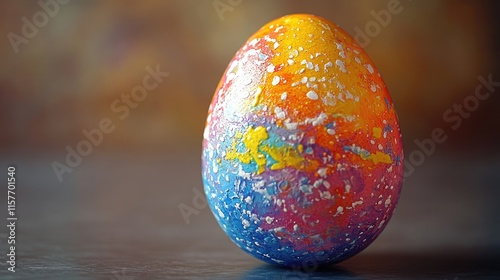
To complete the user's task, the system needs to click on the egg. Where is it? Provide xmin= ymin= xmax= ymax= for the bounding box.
xmin=202 ymin=14 xmax=403 ymax=267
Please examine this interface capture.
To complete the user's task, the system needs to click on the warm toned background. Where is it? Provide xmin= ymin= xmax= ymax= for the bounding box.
xmin=1 ymin=0 xmax=499 ymax=153
xmin=0 ymin=1 xmax=499 ymax=279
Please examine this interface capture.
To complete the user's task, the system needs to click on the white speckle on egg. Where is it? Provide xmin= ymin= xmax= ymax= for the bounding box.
xmin=267 ymin=64 xmax=275 ymax=73
xmin=321 ymin=191 xmax=331 ymax=199
xmin=217 ymin=207 xmax=225 ymax=218
xmin=345 ymin=184 xmax=351 ymax=193
xmin=242 ymin=219 xmax=250 ymax=228
xmin=274 ymin=107 xmax=286 ymax=119
xmin=306 ymin=82 xmax=317 ymax=89
xmin=317 ymin=167 xmax=327 ymax=177
xmin=378 ymin=220 xmax=386 ymax=229
xmin=336 ymin=43 xmax=346 ymax=58
xmin=324 ymin=61 xmax=333 ymax=72
xmin=284 ymin=121 xmax=298 ymax=130
xmin=272 ymin=76 xmax=280 ymax=86
xmin=335 ymin=59 xmax=347 ymax=73
xmin=281 ymin=92 xmax=287 ymax=100
xmin=322 ymin=92 xmax=336 ymax=106
xmin=265 ymin=216 xmax=274 ymax=224
xmin=338 ymin=92 xmax=345 ymax=102
xmin=365 ymin=64 xmax=374 ymax=74
xmin=306 ymin=90 xmax=319 ymax=100
xmin=385 ymin=197 xmax=391 ymax=207
xmin=307 ymin=112 xmax=327 ymax=126
xmin=352 ymin=200 xmax=363 ymax=208
xmin=336 ymin=81 xmax=345 ymax=90
xmin=313 ymin=179 xmax=323 ymax=188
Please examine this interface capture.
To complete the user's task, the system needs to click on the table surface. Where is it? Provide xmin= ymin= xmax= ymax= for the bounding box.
xmin=0 ymin=152 xmax=499 ymax=279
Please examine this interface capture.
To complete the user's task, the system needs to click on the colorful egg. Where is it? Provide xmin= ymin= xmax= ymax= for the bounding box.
xmin=202 ymin=14 xmax=403 ymax=267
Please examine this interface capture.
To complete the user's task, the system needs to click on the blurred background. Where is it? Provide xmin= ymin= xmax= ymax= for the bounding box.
xmin=0 ymin=0 xmax=499 ymax=279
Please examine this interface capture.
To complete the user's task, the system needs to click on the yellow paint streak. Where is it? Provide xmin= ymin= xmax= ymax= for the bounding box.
xmin=366 ymin=151 xmax=392 ymax=164
xmin=225 ymin=126 xmax=310 ymax=174
xmin=372 ymin=127 xmax=382 ymax=139
xmin=252 ymin=87 xmax=263 ymax=106
xmin=261 ymin=145 xmax=304 ymax=171
xmin=297 ymin=144 xmax=304 ymax=153
xmin=226 ymin=126 xmax=268 ymax=173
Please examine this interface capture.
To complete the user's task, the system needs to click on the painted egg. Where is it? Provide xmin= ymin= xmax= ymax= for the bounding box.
xmin=202 ymin=14 xmax=403 ymax=267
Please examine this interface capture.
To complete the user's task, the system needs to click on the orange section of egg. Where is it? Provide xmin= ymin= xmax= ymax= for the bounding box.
xmin=247 ymin=14 xmax=395 ymax=153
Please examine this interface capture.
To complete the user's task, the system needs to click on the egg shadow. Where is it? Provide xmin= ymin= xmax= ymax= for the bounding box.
xmin=224 ymin=251 xmax=500 ymax=280
xmin=235 ymin=263 xmax=357 ymax=280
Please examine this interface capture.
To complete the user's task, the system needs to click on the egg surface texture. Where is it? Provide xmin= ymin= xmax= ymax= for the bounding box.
xmin=202 ymin=14 xmax=403 ymax=267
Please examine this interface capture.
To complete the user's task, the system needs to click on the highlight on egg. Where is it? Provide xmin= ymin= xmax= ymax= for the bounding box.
xmin=202 ymin=14 xmax=404 ymax=267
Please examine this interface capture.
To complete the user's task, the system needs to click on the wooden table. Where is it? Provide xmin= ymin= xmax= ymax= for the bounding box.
xmin=1 ymin=152 xmax=499 ymax=279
